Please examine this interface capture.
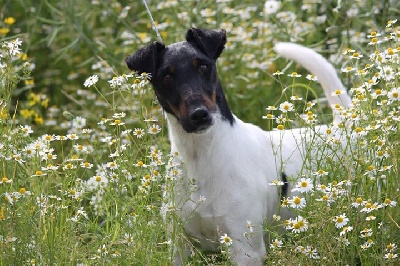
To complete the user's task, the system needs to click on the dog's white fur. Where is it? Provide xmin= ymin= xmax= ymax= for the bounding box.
xmin=170 ymin=43 xmax=351 ymax=265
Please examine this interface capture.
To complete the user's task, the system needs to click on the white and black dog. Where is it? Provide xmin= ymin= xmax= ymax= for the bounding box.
xmin=126 ymin=28 xmax=351 ymax=265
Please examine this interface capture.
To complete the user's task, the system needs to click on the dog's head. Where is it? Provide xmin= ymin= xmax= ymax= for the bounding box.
xmin=126 ymin=28 xmax=233 ymax=133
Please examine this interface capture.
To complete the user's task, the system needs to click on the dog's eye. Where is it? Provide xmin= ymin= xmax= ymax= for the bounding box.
xmin=199 ymin=64 xmax=208 ymax=73
xmin=163 ymin=74 xmax=172 ymax=83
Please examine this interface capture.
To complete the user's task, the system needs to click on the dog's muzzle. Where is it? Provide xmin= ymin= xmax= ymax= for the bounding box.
xmin=189 ymin=107 xmax=212 ymax=127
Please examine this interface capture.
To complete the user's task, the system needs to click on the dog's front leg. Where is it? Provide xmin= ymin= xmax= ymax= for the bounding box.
xmin=227 ymin=229 xmax=266 ymax=266
xmin=172 ymin=239 xmax=192 ymax=266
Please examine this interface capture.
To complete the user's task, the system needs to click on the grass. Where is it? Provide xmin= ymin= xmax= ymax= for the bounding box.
xmin=1 ymin=0 xmax=399 ymax=265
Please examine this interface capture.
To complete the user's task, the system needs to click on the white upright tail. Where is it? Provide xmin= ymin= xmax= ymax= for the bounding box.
xmin=274 ymin=42 xmax=352 ymax=109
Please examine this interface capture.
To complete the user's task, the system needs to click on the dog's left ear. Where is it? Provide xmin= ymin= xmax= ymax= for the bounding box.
xmin=186 ymin=28 xmax=226 ymax=60
xmin=125 ymin=41 xmax=165 ymax=80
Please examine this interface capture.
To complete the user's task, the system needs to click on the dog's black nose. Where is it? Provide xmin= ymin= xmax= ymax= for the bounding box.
xmin=189 ymin=108 xmax=211 ymax=126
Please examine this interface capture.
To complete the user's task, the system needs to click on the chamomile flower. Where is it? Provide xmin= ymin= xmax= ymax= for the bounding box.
xmin=384 ymin=252 xmax=398 ymax=259
xmin=268 ymin=179 xmax=285 ymax=186
xmin=383 ymin=198 xmax=397 ymax=207
xmin=333 ymin=213 xmax=349 ymax=228
xmin=270 ymin=238 xmax=283 ymax=249
xmin=66 ymin=133 xmax=79 ymax=140
xmin=220 ymin=233 xmax=233 ymax=246
xmin=288 ymin=72 xmax=302 ymax=77
xmin=246 ymin=220 xmax=254 ymax=233
xmin=285 ymin=216 xmax=309 ymax=233
xmin=386 ymin=243 xmax=397 ymax=252
xmin=20 ymin=125 xmax=34 ymax=135
xmin=133 ymin=128 xmax=145 ymax=138
xmin=388 ymin=87 xmax=399 ymax=102
xmin=351 ymin=197 xmax=366 ymax=208
xmin=108 ymin=76 xmax=125 ymax=88
xmin=1 ymin=176 xmax=12 ymax=184
xmin=123 ymin=233 xmax=134 ymax=246
xmin=279 ymin=101 xmax=294 ymax=113
xmin=289 ymin=196 xmax=306 ymax=209
xmin=264 ymin=0 xmax=281 ymax=15
xmin=148 ymin=124 xmax=162 ymax=135
xmin=290 ymin=95 xmax=303 ymax=101
xmin=292 ymin=177 xmax=314 ymax=193
xmin=106 ymin=161 xmax=118 ymax=170
xmin=97 ymin=244 xmax=108 ymax=256
xmin=272 ymin=70 xmax=284 ymax=76
xmin=109 ymin=119 xmax=125 ymax=126
xmin=313 ymin=169 xmax=328 ymax=178
xmin=87 ymin=175 xmax=109 ymax=190
xmin=340 ymin=226 xmax=354 ymax=236
xmin=80 ymin=161 xmax=94 ymax=169
xmin=83 ymin=74 xmax=99 ymax=87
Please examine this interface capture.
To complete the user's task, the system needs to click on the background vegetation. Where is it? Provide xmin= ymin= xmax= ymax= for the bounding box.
xmin=1 ymin=0 xmax=399 ymax=265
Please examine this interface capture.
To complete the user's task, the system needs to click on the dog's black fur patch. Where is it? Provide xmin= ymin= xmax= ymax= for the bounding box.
xmin=281 ymin=172 xmax=289 ymax=199
xmin=126 ymin=28 xmax=234 ymax=133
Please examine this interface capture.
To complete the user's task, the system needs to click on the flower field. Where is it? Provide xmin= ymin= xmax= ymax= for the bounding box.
xmin=1 ymin=1 xmax=399 ymax=265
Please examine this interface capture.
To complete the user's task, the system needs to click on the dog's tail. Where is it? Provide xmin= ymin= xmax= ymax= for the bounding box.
xmin=274 ymin=42 xmax=352 ymax=111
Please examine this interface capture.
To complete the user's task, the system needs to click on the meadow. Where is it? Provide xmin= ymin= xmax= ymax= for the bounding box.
xmin=0 ymin=0 xmax=399 ymax=265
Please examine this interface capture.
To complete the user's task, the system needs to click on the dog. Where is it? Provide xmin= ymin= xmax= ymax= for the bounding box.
xmin=126 ymin=28 xmax=352 ymax=265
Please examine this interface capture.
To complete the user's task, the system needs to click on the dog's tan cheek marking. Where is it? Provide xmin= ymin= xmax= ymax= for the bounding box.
xmin=167 ymin=101 xmax=181 ymax=120
xmin=178 ymin=101 xmax=188 ymax=121
xmin=202 ymin=90 xmax=217 ymax=111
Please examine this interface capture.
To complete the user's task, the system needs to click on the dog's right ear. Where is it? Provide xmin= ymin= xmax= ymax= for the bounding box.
xmin=186 ymin=28 xmax=226 ymax=60
xmin=125 ymin=41 xmax=165 ymax=80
